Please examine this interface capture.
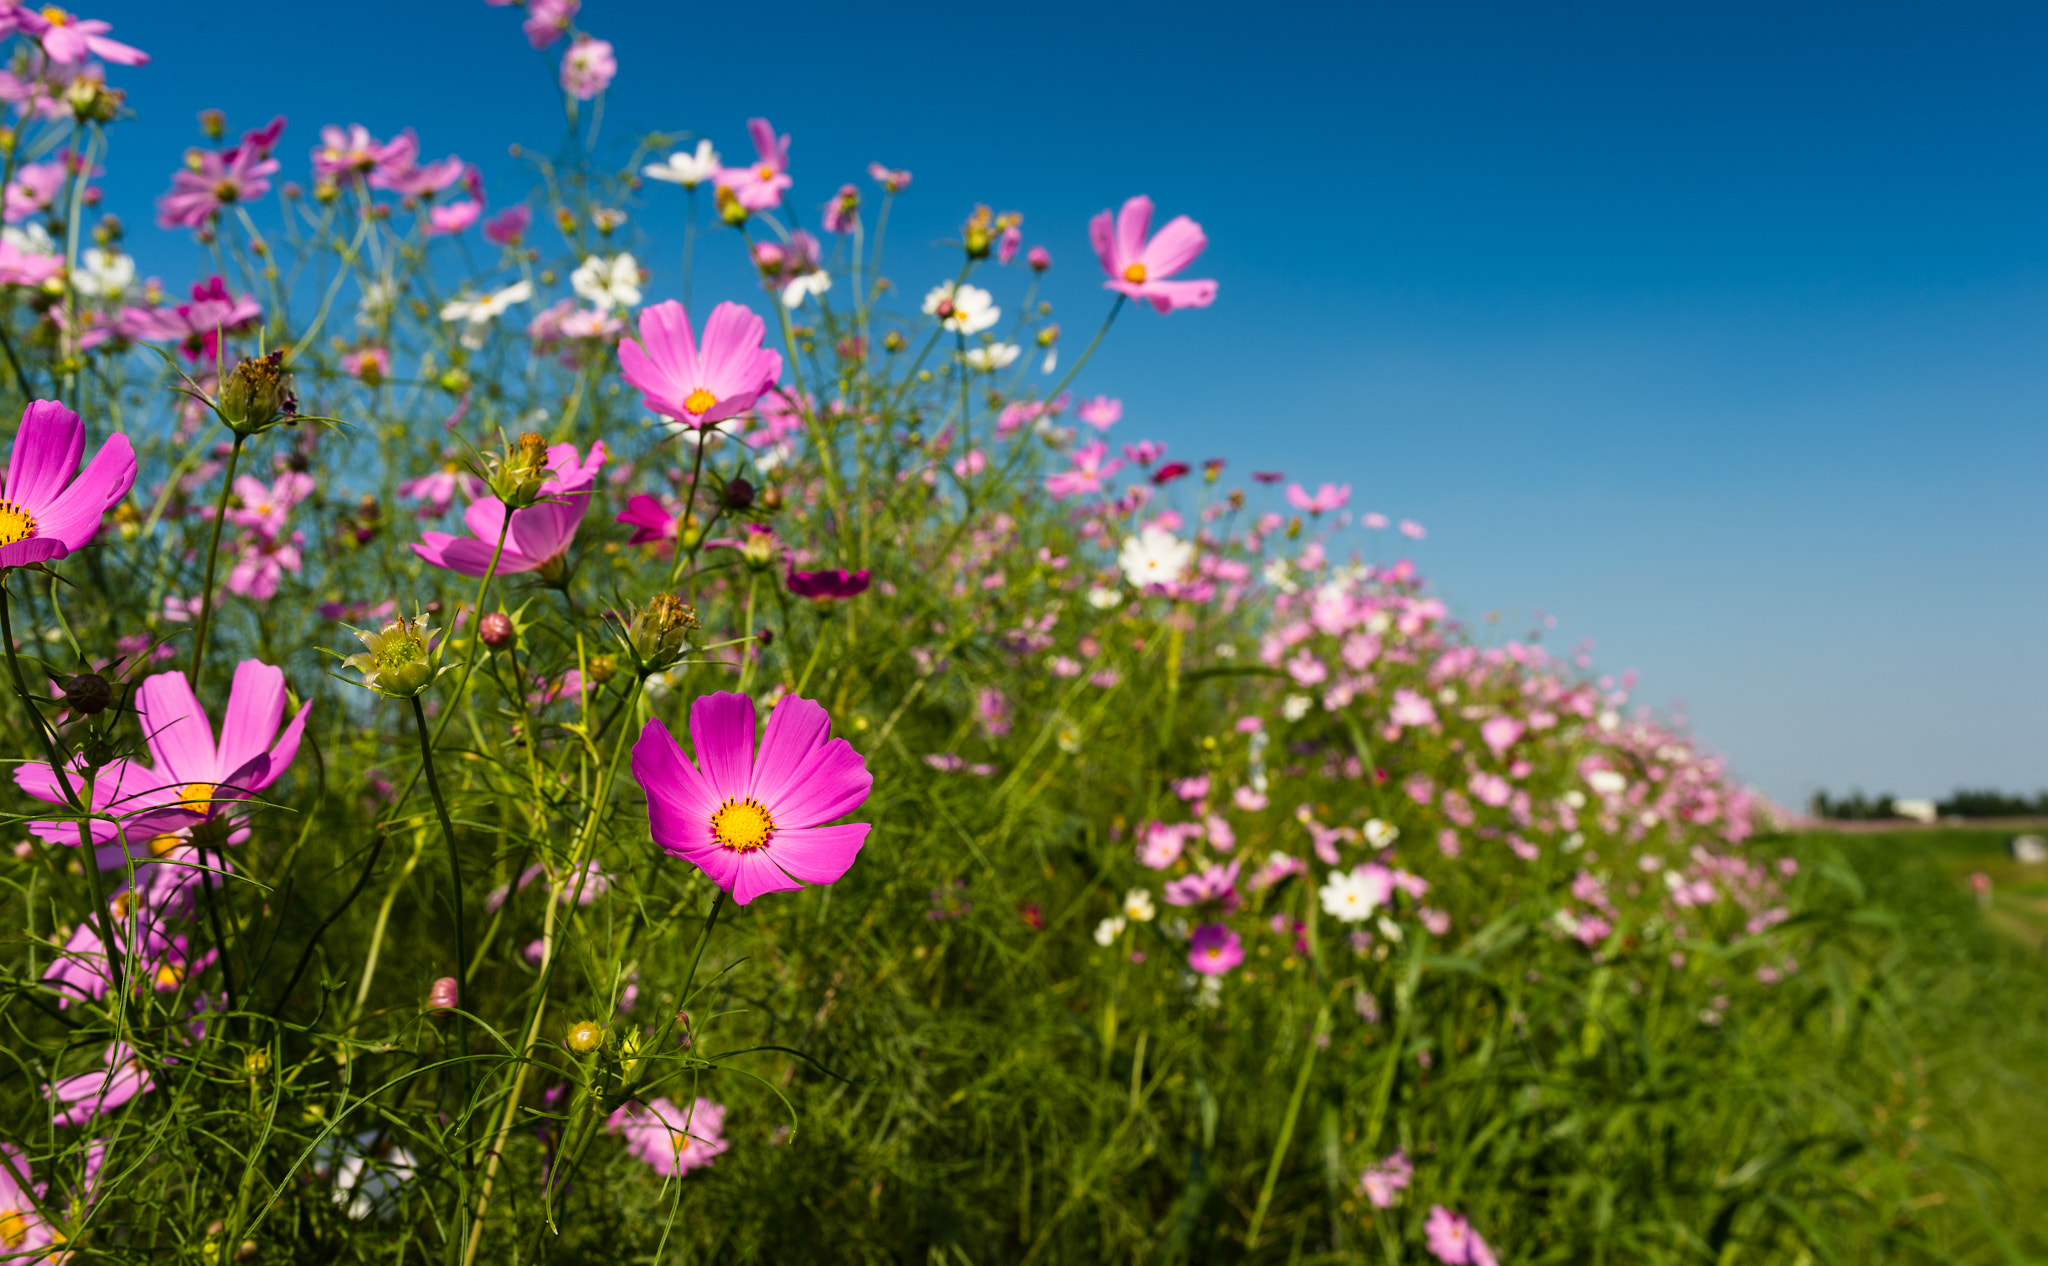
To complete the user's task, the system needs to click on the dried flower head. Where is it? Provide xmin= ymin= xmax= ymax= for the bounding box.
xmin=217 ymin=351 xmax=298 ymax=436
xmin=625 ymin=592 xmax=697 ymax=672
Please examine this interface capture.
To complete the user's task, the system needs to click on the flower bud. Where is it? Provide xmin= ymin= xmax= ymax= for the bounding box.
xmin=587 ymin=654 xmax=617 ymax=685
xmin=740 ymin=525 xmax=779 ymax=566
xmin=425 ymin=977 xmax=459 ymax=1013
xmin=199 ymin=108 xmax=226 ymax=140
xmin=723 ymin=477 xmax=756 ymax=512
xmin=882 ymin=330 xmax=906 ymax=353
xmin=1027 ymin=245 xmax=1052 ymax=271
xmin=61 ymin=672 xmax=113 ymax=716
xmin=217 ymin=351 xmax=298 ymax=437
xmin=342 ymin=614 xmax=441 ymax=698
xmin=245 ymin=1048 xmax=271 ymax=1076
xmin=1036 ymin=324 xmax=1060 ymax=348
xmin=715 ymin=184 xmax=747 ymax=226
xmin=68 ymin=78 xmax=122 ymax=124
xmin=627 ymin=593 xmax=697 ymax=672
xmin=479 ymin=611 xmax=516 ymax=650
xmin=567 ymin=1020 xmax=606 ymax=1053
xmin=962 ymin=205 xmax=993 ymax=260
xmin=755 ymin=627 xmax=774 ymax=647
xmin=490 ymin=432 xmax=553 ymax=508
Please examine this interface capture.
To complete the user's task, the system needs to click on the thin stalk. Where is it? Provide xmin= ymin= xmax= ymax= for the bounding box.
xmin=1041 ymin=295 xmax=1126 ymax=405
xmin=1245 ymin=1003 xmax=1332 ymax=1250
xmin=187 ymin=434 xmax=245 ymax=694
xmin=409 ymin=694 xmax=472 ymax=1181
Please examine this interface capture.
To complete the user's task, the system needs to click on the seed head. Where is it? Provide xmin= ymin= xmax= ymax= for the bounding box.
xmin=342 ymin=614 xmax=441 ymax=698
xmin=61 ymin=672 xmax=113 ymax=716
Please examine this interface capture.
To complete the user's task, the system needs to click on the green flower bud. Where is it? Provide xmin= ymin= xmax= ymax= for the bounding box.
xmin=342 ymin=614 xmax=442 ymax=698
xmin=217 ymin=351 xmax=298 ymax=437
xmin=626 ymin=593 xmax=698 ymax=673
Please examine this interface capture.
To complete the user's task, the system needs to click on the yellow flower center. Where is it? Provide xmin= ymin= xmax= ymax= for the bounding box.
xmin=148 ymin=833 xmax=181 ymax=857
xmin=156 ymin=963 xmax=183 ymax=988
xmin=1123 ymin=262 xmax=1147 ymax=284
xmin=179 ymin=782 xmax=217 ymax=813
xmin=756 ymin=164 xmax=775 ymax=181
xmin=710 ymin=796 xmax=774 ymax=852
xmin=214 ymin=179 xmax=240 ymax=203
xmin=0 ymin=1209 xmax=25 ymax=1249
xmin=0 ymin=499 xmax=37 ymax=546
xmin=683 ymin=388 xmax=717 ymax=415
xmin=40 ymin=7 xmax=67 ymax=24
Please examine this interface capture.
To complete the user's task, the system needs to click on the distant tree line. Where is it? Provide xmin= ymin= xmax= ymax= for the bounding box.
xmin=1808 ymin=788 xmax=2048 ymax=820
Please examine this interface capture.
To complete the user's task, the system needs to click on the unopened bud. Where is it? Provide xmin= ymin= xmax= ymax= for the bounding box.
xmin=1037 ymin=324 xmax=1060 ymax=347
xmin=245 ymin=1048 xmax=271 ymax=1076
xmin=493 ymin=432 xmax=553 ymax=507
xmin=882 ymin=330 xmax=906 ymax=353
xmin=425 ymin=977 xmax=459 ymax=1013
xmin=715 ymin=184 xmax=747 ymax=226
xmin=627 ymin=593 xmax=697 ymax=671
xmin=723 ymin=477 xmax=755 ymax=512
xmin=567 ymin=1020 xmax=605 ymax=1053
xmin=479 ymin=612 xmax=515 ymax=650
xmin=199 ymin=108 xmax=225 ymax=140
xmin=755 ymin=627 xmax=774 ymax=647
xmin=62 ymin=672 xmax=113 ymax=716
xmin=962 ymin=205 xmax=993 ymax=260
xmin=217 ymin=351 xmax=298 ymax=437
xmin=587 ymin=654 xmax=617 ymax=685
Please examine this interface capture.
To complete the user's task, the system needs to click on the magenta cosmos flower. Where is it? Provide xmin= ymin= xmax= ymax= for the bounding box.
xmin=0 ymin=1142 xmax=59 ymax=1253
xmin=617 ymin=300 xmax=781 ymax=429
xmin=0 ymin=399 xmax=135 ymax=569
xmin=17 ymin=7 xmax=148 ymax=64
xmin=786 ymin=563 xmax=869 ymax=600
xmin=1089 ymin=195 xmax=1217 ymax=313
xmin=606 ymin=1096 xmax=729 ymax=1177
xmin=716 ymin=118 xmax=792 ymax=211
xmin=155 ymin=144 xmax=278 ymax=230
xmin=1285 ymin=481 xmax=1350 ymax=514
xmin=633 ymin=692 xmax=873 ymax=906
xmin=413 ymin=440 xmax=606 ymax=577
xmin=1187 ymin=923 xmax=1244 ymax=976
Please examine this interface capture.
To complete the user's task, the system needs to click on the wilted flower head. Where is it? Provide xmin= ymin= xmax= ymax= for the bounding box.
xmin=342 ymin=614 xmax=442 ymax=698
xmin=215 ymin=351 xmax=298 ymax=436
xmin=487 ymin=431 xmax=553 ymax=508
xmin=624 ymin=592 xmax=698 ymax=672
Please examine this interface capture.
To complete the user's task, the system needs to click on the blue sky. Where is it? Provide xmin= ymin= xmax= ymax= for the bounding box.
xmin=89 ymin=0 xmax=2048 ymax=805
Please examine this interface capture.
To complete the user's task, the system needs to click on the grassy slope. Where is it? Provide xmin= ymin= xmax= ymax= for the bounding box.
xmin=1776 ymin=827 xmax=2048 ymax=1261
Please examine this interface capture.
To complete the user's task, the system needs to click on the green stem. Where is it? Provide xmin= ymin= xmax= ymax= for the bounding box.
xmin=188 ymin=434 xmax=245 ymax=694
xmin=1042 ymin=295 xmax=1126 ymax=405
xmin=1246 ymin=1004 xmax=1331 ymax=1250
xmin=409 ymin=693 xmax=473 ymax=1183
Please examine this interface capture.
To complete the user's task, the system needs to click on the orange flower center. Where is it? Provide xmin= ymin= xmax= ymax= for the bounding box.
xmin=155 ymin=963 xmax=183 ymax=988
xmin=683 ymin=388 xmax=717 ymax=415
xmin=710 ymin=796 xmax=774 ymax=851
xmin=148 ymin=834 xmax=182 ymax=857
xmin=178 ymin=782 xmax=217 ymax=813
xmin=1123 ymin=262 xmax=1147 ymax=284
xmin=756 ymin=164 xmax=775 ymax=181
xmin=0 ymin=1209 xmax=25 ymax=1249
xmin=0 ymin=498 xmax=36 ymax=546
xmin=40 ymin=7 xmax=67 ymax=24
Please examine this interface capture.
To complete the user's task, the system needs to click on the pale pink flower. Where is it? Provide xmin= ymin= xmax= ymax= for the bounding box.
xmin=1076 ymin=395 xmax=1122 ymax=430
xmin=633 ymin=692 xmax=874 ymax=906
xmin=1088 ymin=194 xmax=1217 ymax=312
xmin=223 ymin=471 xmax=312 ymax=538
xmin=225 ymin=530 xmax=301 ymax=599
xmin=483 ymin=205 xmax=531 ymax=246
xmin=1389 ymin=688 xmax=1437 ymax=729
xmin=1285 ymin=482 xmax=1350 ymax=514
xmin=1400 ymin=519 xmax=1427 ymax=539
xmin=523 ymin=0 xmax=578 ymax=49
xmin=413 ymin=441 xmax=605 ymax=577
xmin=866 ymin=162 xmax=910 ymax=192
xmin=310 ymin=124 xmax=409 ymax=183
xmin=823 ymin=182 xmax=859 ymax=233
xmin=48 ymin=1042 xmax=154 ymax=1126
xmin=716 ymin=118 xmax=792 ymax=211
xmin=156 ymin=145 xmax=278 ymax=230
xmin=1359 ymin=1150 xmax=1412 ymax=1208
xmin=3 ymin=160 xmax=65 ymax=222
xmin=1164 ymin=860 xmax=1241 ymax=913
xmin=18 ymin=7 xmax=148 ymax=65
xmin=0 ymin=235 xmax=60 ymax=287
xmin=618 ymin=300 xmax=783 ymax=428
xmin=1479 ymin=716 xmax=1524 ymax=756
xmin=559 ymin=36 xmax=616 ymax=100
xmin=606 ymin=1096 xmax=729 ymax=1177
xmin=1043 ymin=440 xmax=1123 ymax=500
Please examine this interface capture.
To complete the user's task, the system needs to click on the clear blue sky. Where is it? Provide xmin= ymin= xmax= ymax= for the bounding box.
xmin=89 ymin=0 xmax=2048 ymax=806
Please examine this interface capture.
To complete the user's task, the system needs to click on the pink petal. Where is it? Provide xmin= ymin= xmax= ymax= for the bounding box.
xmin=1114 ymin=196 xmax=1154 ymax=269
xmin=461 ymin=495 xmax=511 ymax=546
xmin=137 ymin=671 xmax=220 ymax=783
xmin=766 ymin=823 xmax=869 ymax=885
xmin=29 ymin=431 xmax=134 ymax=551
xmin=1135 ymin=214 xmax=1207 ymax=280
xmin=1088 ymin=208 xmax=1118 ymax=275
xmin=631 ymin=717 xmax=721 ymax=825
xmin=508 ymin=492 xmax=585 ymax=564
xmin=729 ymin=849 xmax=802 ymax=906
xmin=3 ymin=399 xmax=83 ymax=509
xmin=697 ymin=302 xmax=768 ymax=402
xmin=687 ymin=692 xmax=756 ymax=799
xmin=0 ymin=538 xmax=66 ymax=567
xmin=214 ymin=660 xmax=286 ymax=779
xmin=746 ymin=695 xmax=832 ymax=802
xmin=1142 ymin=279 xmax=1217 ymax=312
xmin=760 ymin=736 xmax=872 ymax=829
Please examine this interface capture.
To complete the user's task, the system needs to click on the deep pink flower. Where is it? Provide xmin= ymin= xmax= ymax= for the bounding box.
xmin=866 ymin=162 xmax=910 ymax=193
xmin=1187 ymin=923 xmax=1243 ymax=976
xmin=119 ymin=660 xmax=313 ymax=830
xmin=1164 ymin=860 xmax=1241 ymax=913
xmin=233 ymin=115 xmax=287 ymax=160
xmin=786 ymin=563 xmax=870 ymax=600
xmin=618 ymin=300 xmax=782 ymax=428
xmin=716 ymin=118 xmax=792 ymax=211
xmin=4 ymin=160 xmax=64 ymax=222
xmin=370 ymin=145 xmax=465 ymax=199
xmin=483 ymin=205 xmax=531 ymax=245
xmin=1027 ymin=245 xmax=1051 ymax=271
xmin=1089 ymin=195 xmax=1217 ymax=312
xmin=560 ymin=35 xmax=616 ymax=100
xmin=49 ymin=1043 xmax=155 ymax=1126
xmin=1076 ymin=396 xmax=1121 ymax=430
xmin=1043 ymin=440 xmax=1122 ymax=500
xmin=823 ymin=183 xmax=859 ymax=233
xmin=1285 ymin=482 xmax=1350 ymax=514
xmin=0 ymin=399 xmax=135 ymax=569
xmin=606 ymin=1096 xmax=728 ymax=1177
xmin=633 ymin=692 xmax=874 ymax=906
xmin=523 ymin=0 xmax=578 ymax=49
xmin=156 ymin=145 xmax=278 ymax=229
xmin=115 ymin=275 xmax=262 ymax=362
xmin=615 ymin=492 xmax=680 ymax=546
xmin=1151 ymin=461 xmax=1191 ymax=486
xmin=18 ymin=7 xmax=147 ymax=65
xmin=412 ymin=440 xmax=607 ymax=577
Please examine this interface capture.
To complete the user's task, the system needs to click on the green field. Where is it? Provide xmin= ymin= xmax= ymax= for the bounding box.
xmin=1773 ymin=827 xmax=2048 ymax=1261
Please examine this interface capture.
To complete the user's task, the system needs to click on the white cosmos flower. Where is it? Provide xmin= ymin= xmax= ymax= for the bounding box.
xmin=3 ymin=223 xmax=53 ymax=256
xmin=1117 ymin=525 xmax=1193 ymax=589
xmin=642 ymin=139 xmax=721 ymax=188
xmin=1364 ymin=819 xmax=1400 ymax=850
xmin=1320 ymin=869 xmax=1390 ymax=923
xmin=963 ymin=342 xmax=1020 ymax=371
xmin=1086 ymin=585 xmax=1123 ymax=610
xmin=71 ymin=248 xmax=134 ymax=298
xmin=1585 ymin=769 xmax=1628 ymax=797
xmin=780 ymin=270 xmax=831 ymax=309
xmin=922 ymin=281 xmax=998 ymax=334
xmin=1281 ymin=693 xmax=1313 ymax=722
xmin=1122 ymin=888 xmax=1157 ymax=922
xmin=571 ymin=253 xmax=641 ymax=312
xmin=1093 ymin=915 xmax=1126 ymax=946
xmin=439 ymin=280 xmax=533 ymax=349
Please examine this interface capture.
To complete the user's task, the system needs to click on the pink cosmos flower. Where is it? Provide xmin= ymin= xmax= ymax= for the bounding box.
xmin=1364 ymin=512 xmax=1389 ymax=529
xmin=1088 ymin=195 xmax=1217 ymax=312
xmin=343 ymin=346 xmax=390 ymax=383
xmin=716 ymin=119 xmax=792 ymax=211
xmin=1389 ymin=688 xmax=1437 ymax=729
xmin=223 ymin=471 xmax=313 ymax=538
xmin=310 ymin=124 xmax=409 ymax=183
xmin=370 ymin=146 xmax=464 ymax=200
xmin=633 ymin=691 xmax=874 ymax=906
xmin=483 ymin=205 xmax=532 ymax=246
xmin=412 ymin=440 xmax=607 ymax=577
xmin=226 ymin=530 xmax=302 ymax=599
xmin=4 ymin=160 xmax=65 ymax=222
xmin=1359 ymin=1150 xmax=1413 ymax=1208
xmin=523 ymin=0 xmax=578 ymax=49
xmin=1424 ymin=1206 xmax=1498 ymax=1266
xmin=615 ymin=493 xmax=679 ymax=546
xmin=49 ymin=1043 xmax=155 ymax=1126
xmin=1076 ymin=395 xmax=1122 ymax=430
xmin=1479 ymin=716 xmax=1524 ymax=757
xmin=997 ymin=221 xmax=1023 ymax=264
xmin=18 ymin=7 xmax=148 ymax=65
xmin=606 ymin=1096 xmax=728 ymax=1177
xmin=156 ymin=145 xmax=278 ymax=230
xmin=396 ymin=459 xmax=482 ymax=518
xmin=116 ymin=275 xmax=262 ymax=362
xmin=559 ymin=35 xmax=616 ymax=99
xmin=823 ymin=183 xmax=859 ymax=233
xmin=1187 ymin=924 xmax=1243 ymax=976
xmin=1400 ymin=519 xmax=1427 ymax=540
xmin=0 ymin=234 xmax=59 ymax=287
xmin=787 ymin=563 xmax=870 ymax=600
xmin=618 ymin=300 xmax=783 ymax=429
xmin=1043 ymin=440 xmax=1123 ymax=500
xmin=111 ymin=660 xmax=313 ymax=833
xmin=1164 ymin=860 xmax=1241 ymax=913
xmin=1285 ymin=482 xmax=1350 ymax=514
xmin=0 ymin=1142 xmax=57 ymax=1253
xmin=866 ymin=162 xmax=910 ymax=193
xmin=0 ymin=399 xmax=135 ymax=570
